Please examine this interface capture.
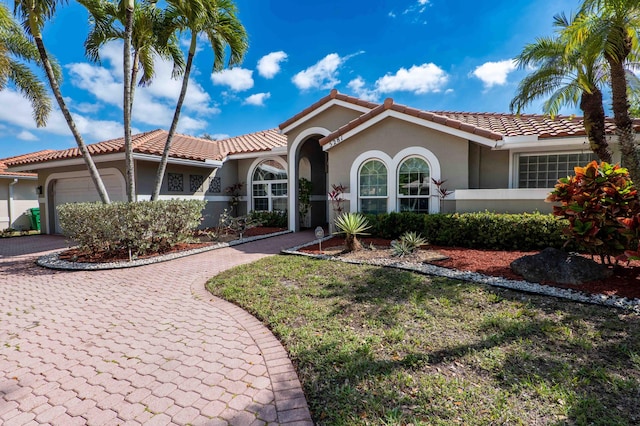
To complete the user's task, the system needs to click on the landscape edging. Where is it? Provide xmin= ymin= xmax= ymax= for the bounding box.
xmin=282 ymin=239 xmax=640 ymax=314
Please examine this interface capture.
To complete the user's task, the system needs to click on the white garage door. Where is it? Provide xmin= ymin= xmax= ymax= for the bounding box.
xmin=53 ymin=173 xmax=126 ymax=234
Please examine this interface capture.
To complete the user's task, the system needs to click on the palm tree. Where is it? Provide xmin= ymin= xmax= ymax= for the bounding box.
xmin=566 ymin=0 xmax=640 ymax=181
xmin=0 ymin=3 xmax=51 ymax=127
xmin=79 ymin=0 xmax=185 ymax=201
xmin=150 ymin=0 xmax=248 ymax=200
xmin=511 ymin=14 xmax=613 ymax=162
xmin=13 ymin=0 xmax=111 ymax=203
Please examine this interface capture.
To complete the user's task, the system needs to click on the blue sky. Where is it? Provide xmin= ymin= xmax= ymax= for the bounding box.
xmin=1 ymin=0 xmax=583 ymax=157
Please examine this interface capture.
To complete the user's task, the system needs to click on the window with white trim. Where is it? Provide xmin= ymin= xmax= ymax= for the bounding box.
xmin=518 ymin=152 xmax=597 ymax=188
xmin=397 ymin=156 xmax=430 ymax=213
xmin=252 ymin=160 xmax=287 ymax=212
xmin=359 ymin=160 xmax=388 ymax=214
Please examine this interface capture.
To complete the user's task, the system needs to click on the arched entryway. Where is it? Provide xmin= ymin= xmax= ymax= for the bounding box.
xmin=288 ymin=128 xmax=329 ymax=231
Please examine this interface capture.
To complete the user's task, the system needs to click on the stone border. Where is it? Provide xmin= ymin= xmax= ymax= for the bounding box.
xmin=283 ymin=239 xmax=640 ymax=314
xmin=37 ymin=230 xmax=292 ymax=271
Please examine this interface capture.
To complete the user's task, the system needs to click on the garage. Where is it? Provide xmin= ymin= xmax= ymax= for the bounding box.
xmin=52 ymin=170 xmax=126 ymax=234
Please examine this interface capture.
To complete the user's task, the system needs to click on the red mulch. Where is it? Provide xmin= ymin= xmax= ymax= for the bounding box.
xmin=301 ymin=237 xmax=640 ymax=300
xmin=58 ymin=227 xmax=286 ymax=264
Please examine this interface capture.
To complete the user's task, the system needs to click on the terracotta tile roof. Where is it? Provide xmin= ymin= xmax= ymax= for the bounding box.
xmin=5 ymin=129 xmax=287 ymax=167
xmin=278 ymin=88 xmax=378 ymax=130
xmin=0 ymin=150 xmax=56 ymax=177
xmin=318 ymin=95 xmax=640 ymax=147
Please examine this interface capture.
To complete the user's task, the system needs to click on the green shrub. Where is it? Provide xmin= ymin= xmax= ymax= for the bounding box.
xmin=248 ymin=210 xmax=287 ymax=228
xmin=547 ymin=161 xmax=639 ymax=263
xmin=57 ymin=200 xmax=206 ymax=256
xmin=365 ymin=211 xmax=567 ymax=251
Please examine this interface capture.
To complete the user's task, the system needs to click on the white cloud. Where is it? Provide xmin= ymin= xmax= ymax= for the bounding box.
xmin=74 ymin=102 xmax=102 ymax=114
xmin=211 ymin=67 xmax=254 ymax=91
xmin=388 ymin=11 xmax=397 ymax=18
xmin=257 ymin=51 xmax=288 ymax=79
xmin=376 ymin=63 xmax=448 ymax=94
xmin=204 ymin=133 xmax=230 ymax=140
xmin=292 ymin=53 xmax=343 ymax=90
xmin=0 ymin=89 xmax=129 ymax=142
xmin=17 ymin=130 xmax=38 ymax=141
xmin=244 ymin=92 xmax=271 ymax=106
xmin=347 ymin=77 xmax=380 ymax=102
xmin=66 ymin=42 xmax=220 ymax=134
xmin=471 ymin=59 xmax=517 ymax=88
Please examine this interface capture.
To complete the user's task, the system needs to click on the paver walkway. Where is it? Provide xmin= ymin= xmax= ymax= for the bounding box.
xmin=0 ymin=232 xmax=316 ymax=425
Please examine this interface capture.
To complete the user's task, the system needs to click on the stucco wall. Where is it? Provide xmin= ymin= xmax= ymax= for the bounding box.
xmin=327 ymin=117 xmax=469 ymax=219
xmin=285 ymin=106 xmax=364 ymax=157
xmin=0 ymin=178 xmax=38 ymax=230
xmin=468 ymin=144 xmax=510 ymax=188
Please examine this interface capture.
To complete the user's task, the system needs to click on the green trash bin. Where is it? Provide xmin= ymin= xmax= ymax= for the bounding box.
xmin=28 ymin=207 xmax=41 ymax=231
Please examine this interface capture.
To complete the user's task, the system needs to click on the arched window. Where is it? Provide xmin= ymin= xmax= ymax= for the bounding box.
xmin=397 ymin=157 xmax=430 ymax=213
xmin=359 ymin=160 xmax=388 ymax=214
xmin=252 ymin=160 xmax=287 ymax=212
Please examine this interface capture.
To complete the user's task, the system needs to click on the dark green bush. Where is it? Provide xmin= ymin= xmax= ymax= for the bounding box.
xmin=57 ymin=200 xmax=206 ymax=256
xmin=248 ymin=210 xmax=287 ymax=228
xmin=365 ymin=211 xmax=568 ymax=251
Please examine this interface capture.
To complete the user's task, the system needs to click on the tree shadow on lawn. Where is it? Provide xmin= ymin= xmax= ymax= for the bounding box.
xmin=296 ymin=264 xmax=640 ymax=424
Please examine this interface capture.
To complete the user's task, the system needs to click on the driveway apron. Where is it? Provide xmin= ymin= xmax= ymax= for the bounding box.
xmin=0 ymin=232 xmax=315 ymax=426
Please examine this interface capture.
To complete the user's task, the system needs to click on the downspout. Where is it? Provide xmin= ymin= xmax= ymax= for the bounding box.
xmin=8 ymin=178 xmax=18 ymax=228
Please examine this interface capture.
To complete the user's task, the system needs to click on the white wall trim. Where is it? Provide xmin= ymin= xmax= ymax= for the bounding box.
xmin=280 ymin=99 xmax=372 ymax=134
xmin=246 ymin=156 xmax=288 ymax=214
xmin=453 ymin=188 xmax=551 ymax=200
xmin=44 ymin=168 xmax=126 ymax=234
xmin=349 ymin=150 xmax=393 ymax=213
xmin=323 ymin=109 xmax=498 ymax=151
xmin=0 ymin=174 xmax=37 ymax=180
xmin=288 ymin=127 xmax=331 ymax=231
xmin=227 ymin=148 xmax=287 ymax=160
xmin=10 ymin=152 xmax=219 ymax=172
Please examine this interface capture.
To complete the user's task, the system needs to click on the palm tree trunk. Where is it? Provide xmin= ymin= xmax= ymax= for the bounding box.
xmin=580 ymin=89 xmax=611 ymax=163
xmin=130 ymin=52 xmax=139 ymax=118
xmin=606 ymin=30 xmax=639 ymax=182
xmin=151 ymin=33 xmax=196 ymax=200
xmin=123 ymin=0 xmax=135 ymax=202
xmin=30 ymin=22 xmax=110 ymax=203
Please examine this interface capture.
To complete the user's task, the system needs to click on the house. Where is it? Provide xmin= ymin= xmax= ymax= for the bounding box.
xmin=5 ymin=130 xmax=286 ymax=234
xmin=7 ymin=90 xmax=640 ymax=234
xmin=0 ymin=151 xmax=54 ymax=230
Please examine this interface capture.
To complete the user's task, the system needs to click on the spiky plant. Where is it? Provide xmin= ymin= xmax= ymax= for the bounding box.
xmin=392 ymin=231 xmax=428 ymax=257
xmin=334 ymin=212 xmax=370 ymax=252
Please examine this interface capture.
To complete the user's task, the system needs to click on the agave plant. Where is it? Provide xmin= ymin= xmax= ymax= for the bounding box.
xmin=334 ymin=212 xmax=371 ymax=252
xmin=392 ymin=231 xmax=428 ymax=257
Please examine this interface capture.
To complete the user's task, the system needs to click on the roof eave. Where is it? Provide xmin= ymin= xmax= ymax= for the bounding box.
xmin=321 ymin=109 xmax=500 ymax=152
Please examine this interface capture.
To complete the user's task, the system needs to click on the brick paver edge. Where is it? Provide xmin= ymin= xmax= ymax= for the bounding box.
xmin=190 ymin=272 xmax=314 ymax=425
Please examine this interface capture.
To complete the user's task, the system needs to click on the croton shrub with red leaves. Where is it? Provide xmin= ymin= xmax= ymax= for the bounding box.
xmin=546 ymin=161 xmax=640 ymax=263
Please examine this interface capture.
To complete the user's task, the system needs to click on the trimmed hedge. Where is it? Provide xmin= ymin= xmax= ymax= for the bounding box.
xmin=363 ymin=211 xmax=568 ymax=251
xmin=57 ymin=200 xmax=206 ymax=256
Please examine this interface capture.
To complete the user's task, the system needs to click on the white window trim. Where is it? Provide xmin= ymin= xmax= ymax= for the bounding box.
xmin=349 ymin=147 xmax=442 ymax=214
xmin=247 ymin=156 xmax=288 ymax=213
xmin=358 ymin=159 xmax=390 ymax=215
xmin=397 ymin=155 xmax=431 ymax=213
xmin=511 ymin=150 xmax=598 ymax=189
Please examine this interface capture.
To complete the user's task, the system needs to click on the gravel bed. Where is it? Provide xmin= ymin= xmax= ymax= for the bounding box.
xmin=283 ymin=239 xmax=640 ymax=314
xmin=37 ymin=230 xmax=292 ymax=271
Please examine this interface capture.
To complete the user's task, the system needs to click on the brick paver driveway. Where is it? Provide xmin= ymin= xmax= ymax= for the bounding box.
xmin=0 ymin=233 xmax=315 ymax=425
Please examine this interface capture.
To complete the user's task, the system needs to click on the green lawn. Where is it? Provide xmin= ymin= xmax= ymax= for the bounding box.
xmin=206 ymin=256 xmax=640 ymax=425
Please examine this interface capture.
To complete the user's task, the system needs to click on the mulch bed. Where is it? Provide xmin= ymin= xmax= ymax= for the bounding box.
xmin=300 ymin=237 xmax=640 ymax=300
xmin=58 ymin=226 xmax=286 ymax=264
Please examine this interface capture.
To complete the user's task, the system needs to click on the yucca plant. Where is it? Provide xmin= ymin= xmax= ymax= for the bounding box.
xmin=334 ymin=212 xmax=371 ymax=252
xmin=392 ymin=231 xmax=428 ymax=257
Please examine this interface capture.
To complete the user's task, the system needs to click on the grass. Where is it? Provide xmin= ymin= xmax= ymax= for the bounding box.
xmin=206 ymin=256 xmax=640 ymax=425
